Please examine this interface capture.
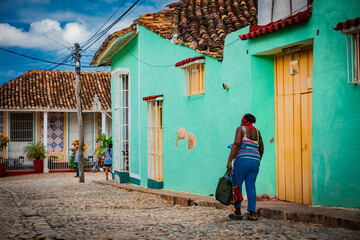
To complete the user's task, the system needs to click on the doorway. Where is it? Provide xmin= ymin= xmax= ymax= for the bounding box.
xmin=275 ymin=47 xmax=313 ymax=204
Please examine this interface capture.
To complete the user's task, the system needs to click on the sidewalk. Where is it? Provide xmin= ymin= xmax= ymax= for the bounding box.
xmin=94 ymin=180 xmax=360 ymax=231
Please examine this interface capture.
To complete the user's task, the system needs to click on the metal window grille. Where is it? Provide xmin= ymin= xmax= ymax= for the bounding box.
xmin=113 ymin=76 xmax=121 ymax=172
xmin=10 ymin=113 xmax=33 ymax=142
xmin=346 ymin=33 xmax=360 ymax=84
xmin=182 ymin=63 xmax=205 ymax=97
xmin=120 ymin=74 xmax=130 ymax=171
xmin=147 ymin=100 xmax=163 ymax=181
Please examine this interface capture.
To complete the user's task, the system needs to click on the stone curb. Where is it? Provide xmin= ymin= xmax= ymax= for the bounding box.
xmin=259 ymin=208 xmax=360 ymax=230
xmin=94 ymin=180 xmax=360 ymax=231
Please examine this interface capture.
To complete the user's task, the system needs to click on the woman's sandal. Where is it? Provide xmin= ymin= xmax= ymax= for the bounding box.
xmin=246 ymin=215 xmax=259 ymax=221
xmin=228 ymin=212 xmax=243 ymax=220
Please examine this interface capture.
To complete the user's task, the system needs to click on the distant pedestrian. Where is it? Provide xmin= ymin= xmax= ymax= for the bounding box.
xmin=227 ymin=113 xmax=264 ymax=221
xmin=103 ymin=143 xmax=113 ymax=180
xmin=74 ymin=147 xmax=79 ymax=177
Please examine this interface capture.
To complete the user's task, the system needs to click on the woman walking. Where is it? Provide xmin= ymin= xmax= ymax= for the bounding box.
xmin=227 ymin=113 xmax=264 ymax=220
xmin=103 ymin=143 xmax=113 ymax=180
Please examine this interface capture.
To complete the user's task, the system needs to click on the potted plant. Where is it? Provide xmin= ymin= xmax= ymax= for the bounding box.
xmin=23 ymin=142 xmax=46 ymax=173
xmin=0 ymin=133 xmax=10 ymax=177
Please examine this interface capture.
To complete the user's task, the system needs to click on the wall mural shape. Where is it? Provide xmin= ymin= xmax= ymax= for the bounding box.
xmin=40 ymin=112 xmax=65 ymax=152
xmin=0 ymin=112 xmax=4 ymax=153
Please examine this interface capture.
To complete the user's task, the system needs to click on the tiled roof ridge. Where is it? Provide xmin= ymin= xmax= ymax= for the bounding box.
xmin=135 ymin=0 xmax=257 ymax=58
xmin=92 ymin=0 xmax=257 ymax=63
xmin=0 ymin=69 xmax=111 ymax=111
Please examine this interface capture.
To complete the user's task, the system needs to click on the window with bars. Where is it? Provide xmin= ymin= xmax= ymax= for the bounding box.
xmin=182 ymin=63 xmax=205 ymax=96
xmin=346 ymin=32 xmax=360 ymax=84
xmin=10 ymin=113 xmax=33 ymax=142
xmin=120 ymin=74 xmax=130 ymax=171
xmin=147 ymin=100 xmax=163 ymax=182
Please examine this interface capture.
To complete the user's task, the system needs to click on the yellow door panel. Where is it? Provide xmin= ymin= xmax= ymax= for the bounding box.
xmin=275 ymin=48 xmax=312 ymax=204
xmin=284 ymin=95 xmax=295 ymax=202
xmin=277 ymin=96 xmax=286 ymax=200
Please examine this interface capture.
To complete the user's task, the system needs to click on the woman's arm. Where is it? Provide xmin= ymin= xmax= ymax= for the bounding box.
xmin=259 ymin=132 xmax=264 ymax=160
xmin=227 ymin=127 xmax=243 ymax=169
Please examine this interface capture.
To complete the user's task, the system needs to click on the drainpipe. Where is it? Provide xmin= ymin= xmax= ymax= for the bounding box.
xmin=43 ymin=112 xmax=49 ymax=173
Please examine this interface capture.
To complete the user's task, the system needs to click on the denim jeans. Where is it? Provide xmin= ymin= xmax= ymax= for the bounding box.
xmin=75 ymin=162 xmax=79 ymax=176
xmin=233 ymin=157 xmax=260 ymax=212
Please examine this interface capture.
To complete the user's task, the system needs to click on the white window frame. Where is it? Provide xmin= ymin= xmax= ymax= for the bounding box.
xmin=180 ymin=59 xmax=205 ymax=97
xmin=112 ymin=68 xmax=131 ymax=172
xmin=147 ymin=98 xmax=163 ymax=181
xmin=345 ymin=31 xmax=360 ymax=84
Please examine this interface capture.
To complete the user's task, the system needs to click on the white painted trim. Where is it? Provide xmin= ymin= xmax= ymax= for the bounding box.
xmin=130 ymin=172 xmax=140 ymax=179
xmin=138 ymin=28 xmax=141 ymax=182
xmin=178 ymin=59 xmax=205 ymax=69
xmin=101 ymin=112 xmax=106 ymax=135
xmin=112 ymin=68 xmax=130 ymax=78
xmin=43 ymin=112 xmax=49 ymax=173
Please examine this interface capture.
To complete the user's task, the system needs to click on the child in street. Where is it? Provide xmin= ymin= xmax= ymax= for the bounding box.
xmin=102 ymin=143 xmax=113 ymax=180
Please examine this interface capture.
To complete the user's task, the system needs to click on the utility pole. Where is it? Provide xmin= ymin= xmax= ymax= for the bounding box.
xmin=74 ymin=43 xmax=85 ymax=183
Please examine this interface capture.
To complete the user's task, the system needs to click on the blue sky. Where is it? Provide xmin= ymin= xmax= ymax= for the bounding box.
xmin=0 ymin=0 xmax=174 ymax=84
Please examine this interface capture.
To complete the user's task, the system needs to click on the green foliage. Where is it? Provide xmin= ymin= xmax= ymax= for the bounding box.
xmin=23 ymin=142 xmax=46 ymax=161
xmin=95 ymin=134 xmax=112 ymax=158
xmin=69 ymin=155 xmax=86 ymax=169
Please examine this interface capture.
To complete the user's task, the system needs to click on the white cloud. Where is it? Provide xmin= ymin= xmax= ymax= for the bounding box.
xmin=0 ymin=19 xmax=92 ymax=50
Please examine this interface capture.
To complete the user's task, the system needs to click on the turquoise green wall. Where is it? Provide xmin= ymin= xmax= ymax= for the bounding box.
xmin=111 ymin=0 xmax=360 ymax=208
xmin=237 ymin=0 xmax=360 ymax=208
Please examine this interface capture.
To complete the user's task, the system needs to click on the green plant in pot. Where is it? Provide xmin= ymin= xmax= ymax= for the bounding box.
xmin=23 ymin=142 xmax=47 ymax=173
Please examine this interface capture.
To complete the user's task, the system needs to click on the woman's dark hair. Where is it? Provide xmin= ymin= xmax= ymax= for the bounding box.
xmin=243 ymin=113 xmax=256 ymax=123
xmin=108 ymin=143 xmax=113 ymax=148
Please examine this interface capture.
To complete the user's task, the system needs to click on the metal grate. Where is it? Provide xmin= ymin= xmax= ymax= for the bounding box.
xmin=120 ymin=74 xmax=130 ymax=171
xmin=346 ymin=32 xmax=360 ymax=84
xmin=10 ymin=113 xmax=33 ymax=142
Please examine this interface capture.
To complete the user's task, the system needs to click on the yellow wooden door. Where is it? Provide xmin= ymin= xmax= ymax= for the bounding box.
xmin=275 ymin=48 xmax=313 ymax=204
xmin=148 ymin=100 xmax=163 ymax=182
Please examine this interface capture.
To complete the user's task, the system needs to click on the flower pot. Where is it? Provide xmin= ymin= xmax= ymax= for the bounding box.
xmin=0 ymin=162 xmax=5 ymax=177
xmin=34 ymin=160 xmax=43 ymax=173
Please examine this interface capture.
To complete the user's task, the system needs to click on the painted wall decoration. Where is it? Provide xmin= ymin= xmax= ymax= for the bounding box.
xmin=40 ymin=112 xmax=65 ymax=152
xmin=97 ymin=113 xmax=102 ymax=137
xmin=0 ymin=112 xmax=4 ymax=153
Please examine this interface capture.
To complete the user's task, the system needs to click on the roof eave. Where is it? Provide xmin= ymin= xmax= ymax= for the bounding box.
xmin=91 ymin=27 xmax=138 ymax=67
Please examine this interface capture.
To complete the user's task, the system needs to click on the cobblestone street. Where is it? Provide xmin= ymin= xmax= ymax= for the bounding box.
xmin=0 ymin=173 xmax=359 ymax=240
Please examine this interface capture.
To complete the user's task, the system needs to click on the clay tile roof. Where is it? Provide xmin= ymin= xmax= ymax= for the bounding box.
xmin=93 ymin=0 xmax=257 ymax=62
xmin=239 ymin=8 xmax=312 ymax=40
xmin=175 ymin=56 xmax=205 ymax=67
xmin=91 ymin=24 xmax=136 ymax=66
xmin=0 ymin=69 xmax=111 ymax=111
xmin=334 ymin=17 xmax=360 ymax=32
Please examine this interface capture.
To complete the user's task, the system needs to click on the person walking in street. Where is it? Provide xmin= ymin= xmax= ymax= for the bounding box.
xmin=226 ymin=113 xmax=264 ymax=221
xmin=103 ymin=143 xmax=113 ymax=180
xmin=74 ymin=147 xmax=79 ymax=177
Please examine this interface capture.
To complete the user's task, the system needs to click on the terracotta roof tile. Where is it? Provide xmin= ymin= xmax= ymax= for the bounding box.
xmin=0 ymin=69 xmax=111 ymax=111
xmin=93 ymin=0 xmax=257 ymax=63
xmin=239 ymin=8 xmax=312 ymax=40
xmin=334 ymin=17 xmax=360 ymax=31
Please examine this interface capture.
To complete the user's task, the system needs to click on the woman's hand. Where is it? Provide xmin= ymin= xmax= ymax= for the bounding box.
xmin=227 ymin=160 xmax=232 ymax=170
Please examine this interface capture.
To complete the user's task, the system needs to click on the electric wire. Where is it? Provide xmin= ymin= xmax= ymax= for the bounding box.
xmin=80 ymin=0 xmax=128 ymax=47
xmin=81 ymin=0 xmax=141 ymax=53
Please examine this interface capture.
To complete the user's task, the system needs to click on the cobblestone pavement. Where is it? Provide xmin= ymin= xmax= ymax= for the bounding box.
xmin=0 ymin=173 xmax=359 ymax=240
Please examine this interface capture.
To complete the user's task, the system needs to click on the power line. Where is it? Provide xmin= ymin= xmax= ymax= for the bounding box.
xmin=0 ymin=47 xmax=97 ymax=69
xmin=80 ymin=0 xmax=128 ymax=47
xmin=125 ymin=48 xmax=174 ymax=68
xmin=81 ymin=0 xmax=141 ymax=53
